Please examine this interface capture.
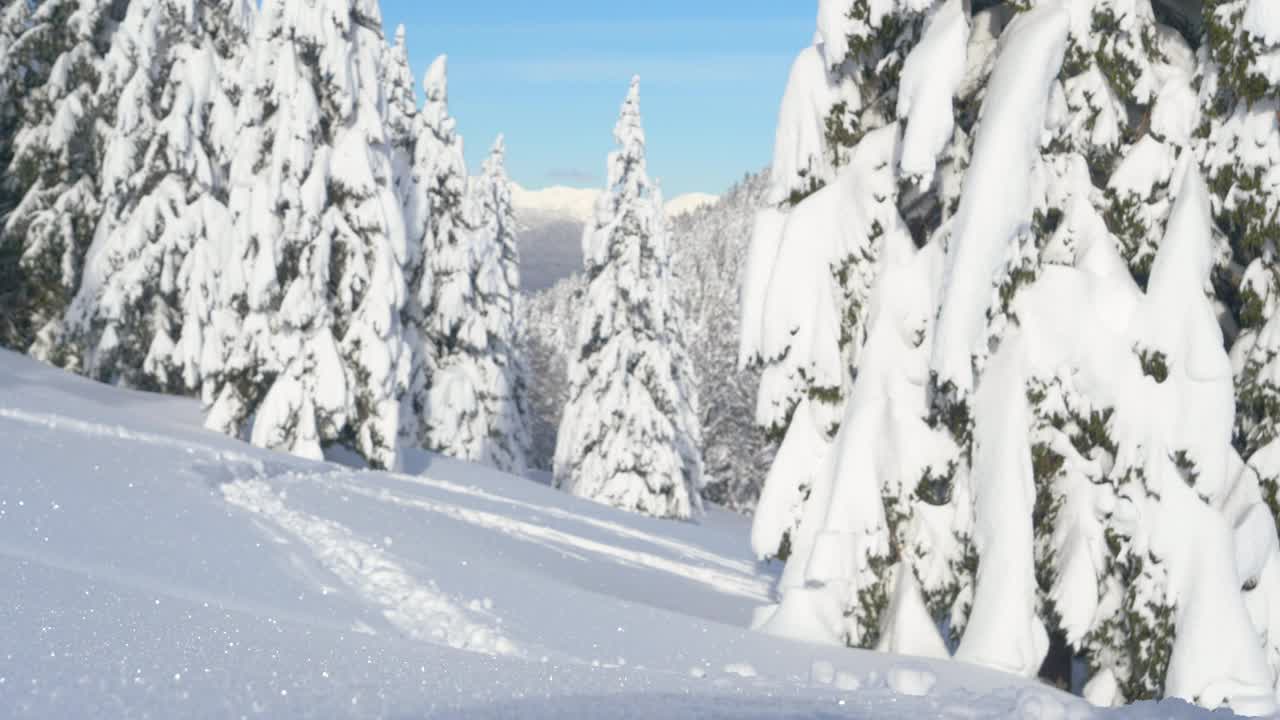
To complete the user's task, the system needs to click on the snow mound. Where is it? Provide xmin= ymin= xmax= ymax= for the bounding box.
xmin=888 ymin=666 xmax=937 ymax=697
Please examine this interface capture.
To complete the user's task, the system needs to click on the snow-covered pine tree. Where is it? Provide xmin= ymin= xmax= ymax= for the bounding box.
xmin=1055 ymin=0 xmax=1200 ymax=288
xmin=744 ymin=0 xmax=974 ymax=653
xmin=1 ymin=0 xmax=115 ymax=362
xmin=553 ymin=77 xmax=703 ymax=520
xmin=402 ymin=55 xmax=490 ymax=463
xmin=1200 ymin=0 xmax=1280 ymax=518
xmin=525 ymin=173 xmax=777 ymax=510
xmin=1000 ymin=0 xmax=1202 ymax=695
xmin=0 ymin=0 xmax=32 ymax=197
xmin=470 ymin=135 xmax=531 ymax=474
xmin=0 ymin=0 xmax=34 ymax=346
xmin=1102 ymin=162 xmax=1276 ymax=711
xmin=740 ymin=0 xmax=978 ymax=569
xmin=746 ymin=1 xmax=1280 ymax=711
xmin=384 ymin=24 xmax=416 ymax=212
xmin=61 ymin=0 xmax=253 ymax=393
xmin=204 ymin=0 xmax=409 ymax=469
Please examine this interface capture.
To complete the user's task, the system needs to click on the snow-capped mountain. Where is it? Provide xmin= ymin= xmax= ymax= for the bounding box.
xmin=511 ymin=184 xmax=601 ymax=225
xmin=665 ymin=192 xmax=719 ymax=217
xmin=512 ymin=183 xmax=719 ymax=224
xmin=512 ymin=183 xmax=719 ymax=291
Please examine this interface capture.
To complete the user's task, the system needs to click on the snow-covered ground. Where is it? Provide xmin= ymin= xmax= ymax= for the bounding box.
xmin=0 ymin=350 xmax=1233 ymax=718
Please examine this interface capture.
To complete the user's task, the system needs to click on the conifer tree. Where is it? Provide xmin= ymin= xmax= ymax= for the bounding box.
xmin=403 ymin=55 xmax=489 ymax=462
xmin=471 ymin=135 xmax=532 ymax=474
xmin=744 ymin=0 xmax=973 ymax=651
xmin=1 ymin=0 xmax=115 ymax=362
xmin=745 ymin=2 xmax=1280 ymax=711
xmin=203 ymin=0 xmax=409 ymax=469
xmin=553 ymin=77 xmax=703 ymax=520
xmin=384 ymin=24 xmax=416 ymax=211
xmin=1200 ymin=0 xmax=1280 ymax=515
xmin=0 ymin=0 xmax=34 ymax=346
xmin=0 ymin=0 xmax=32 ymax=200
xmin=62 ymin=0 xmax=253 ymax=392
xmin=1006 ymin=0 xmax=1199 ymax=696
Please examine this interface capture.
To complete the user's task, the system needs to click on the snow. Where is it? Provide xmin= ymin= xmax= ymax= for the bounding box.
xmin=810 ymin=660 xmax=835 ymax=685
xmin=930 ymin=3 xmax=1070 ymax=397
xmin=897 ymin=0 xmax=970 ymax=184
xmin=665 ymin=192 xmax=719 ymax=217
xmin=0 ymin=348 xmax=1152 ymax=718
xmin=768 ymin=43 xmax=838 ymax=204
xmin=512 ymin=184 xmax=718 ymax=225
xmin=512 ymin=184 xmax=602 ymax=225
xmin=1245 ymin=0 xmax=1280 ymax=45
xmin=553 ymin=78 xmax=704 ymax=520
xmin=888 ymin=666 xmax=937 ymax=697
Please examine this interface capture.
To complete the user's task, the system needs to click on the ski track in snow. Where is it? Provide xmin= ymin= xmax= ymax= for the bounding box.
xmin=386 ymin=471 xmax=760 ymax=576
xmin=221 ymin=479 xmax=518 ymax=656
xmin=0 ymin=407 xmax=261 ymax=463
xmin=0 ymin=405 xmax=770 ymax=656
xmin=0 ymin=406 xmax=516 ymax=656
xmin=326 ymin=478 xmax=774 ymax=603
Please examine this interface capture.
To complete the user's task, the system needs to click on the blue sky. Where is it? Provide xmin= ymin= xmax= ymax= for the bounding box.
xmin=379 ymin=1 xmax=815 ymax=196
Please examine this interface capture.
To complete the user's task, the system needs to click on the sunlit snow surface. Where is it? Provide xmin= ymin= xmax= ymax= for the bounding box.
xmin=0 ymin=351 xmax=1236 ymax=717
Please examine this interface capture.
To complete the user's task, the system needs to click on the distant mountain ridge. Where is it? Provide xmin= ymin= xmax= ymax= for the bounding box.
xmin=511 ymin=184 xmax=718 ymax=291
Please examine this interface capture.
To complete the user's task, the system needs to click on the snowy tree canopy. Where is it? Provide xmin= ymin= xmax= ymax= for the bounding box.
xmin=201 ymin=0 xmax=410 ymax=469
xmin=744 ymin=0 xmax=1280 ymax=713
xmin=469 ymin=134 xmax=533 ymax=475
xmin=0 ymin=0 xmax=534 ymax=477
xmin=553 ymin=77 xmax=704 ymax=520
xmin=526 ymin=171 xmax=776 ymax=513
xmin=62 ymin=0 xmax=253 ymax=394
xmin=403 ymin=54 xmax=495 ymax=466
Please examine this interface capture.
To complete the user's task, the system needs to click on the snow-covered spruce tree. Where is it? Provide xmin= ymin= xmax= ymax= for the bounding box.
xmin=402 ymin=55 xmax=490 ymax=463
xmin=553 ymin=77 xmax=704 ymax=520
xmin=1058 ymin=0 xmax=1201 ymax=288
xmin=524 ymin=173 xmax=776 ymax=509
xmin=1001 ymin=0 xmax=1204 ymax=695
xmin=1197 ymin=0 xmax=1280 ymax=695
xmin=740 ymin=0 xmax=984 ymax=573
xmin=0 ymin=0 xmax=32 ymax=197
xmin=384 ymin=24 xmax=416 ymax=212
xmin=1100 ymin=163 xmax=1276 ymax=712
xmin=470 ymin=135 xmax=532 ymax=474
xmin=0 ymin=0 xmax=115 ymax=362
xmin=746 ymin=1 xmax=1280 ymax=711
xmin=0 ymin=0 xmax=34 ymax=346
xmin=203 ymin=0 xmax=409 ymax=469
xmin=744 ymin=0 xmax=975 ymax=652
xmin=1200 ymin=0 xmax=1280 ymax=518
xmin=61 ymin=0 xmax=253 ymax=393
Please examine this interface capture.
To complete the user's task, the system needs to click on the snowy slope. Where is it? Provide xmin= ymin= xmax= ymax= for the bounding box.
xmin=514 ymin=185 xmax=718 ymax=291
xmin=0 ymin=351 xmax=1231 ymax=718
